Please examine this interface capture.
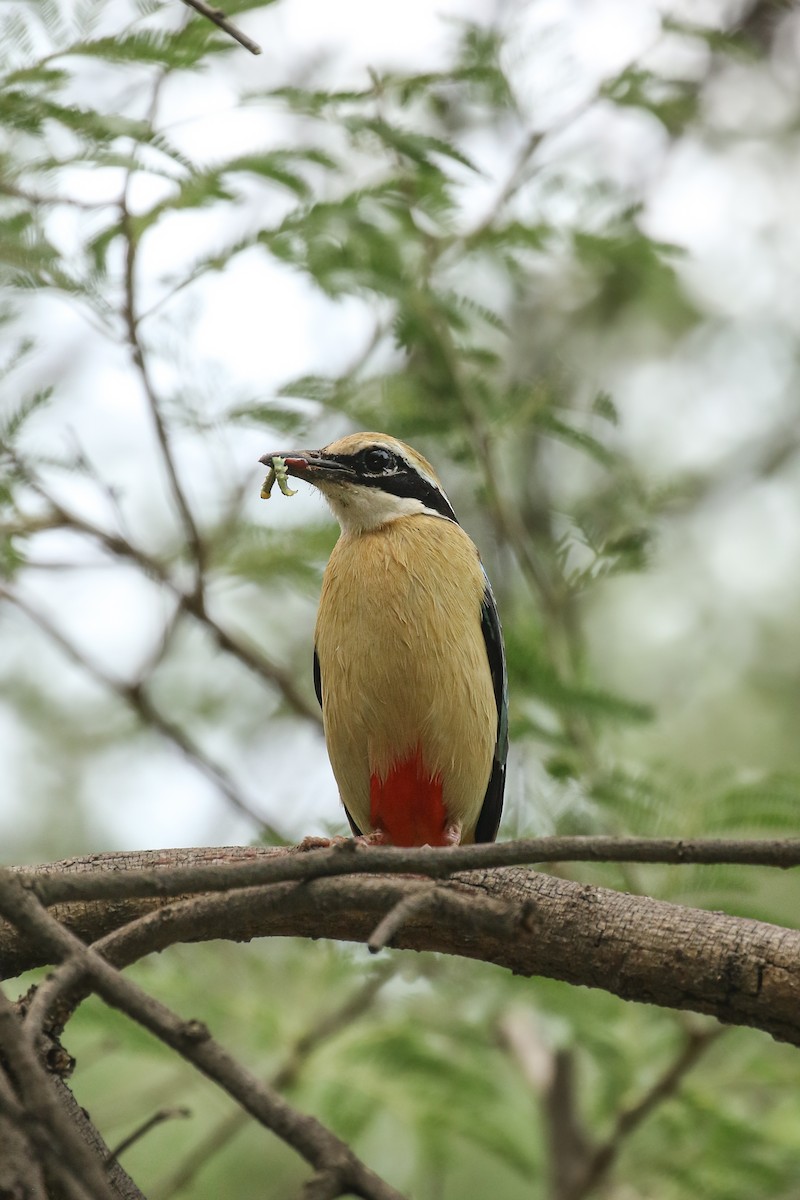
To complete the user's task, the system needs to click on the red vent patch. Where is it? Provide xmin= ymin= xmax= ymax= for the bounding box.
xmin=370 ymin=749 xmax=447 ymax=847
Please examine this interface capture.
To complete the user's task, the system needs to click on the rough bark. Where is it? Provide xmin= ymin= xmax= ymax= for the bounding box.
xmin=0 ymin=1108 xmax=48 ymax=1199
xmin=2 ymin=846 xmax=799 ymax=1045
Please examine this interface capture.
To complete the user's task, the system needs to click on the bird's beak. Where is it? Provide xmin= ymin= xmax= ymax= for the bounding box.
xmin=258 ymin=449 xmax=354 ymax=483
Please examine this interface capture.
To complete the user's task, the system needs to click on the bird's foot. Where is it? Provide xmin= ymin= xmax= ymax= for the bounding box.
xmin=442 ymin=822 xmax=463 ymax=846
xmin=294 ymin=831 xmax=392 ymax=852
xmin=354 ymin=829 xmax=390 ymax=847
xmin=293 ymin=834 xmax=350 ymax=853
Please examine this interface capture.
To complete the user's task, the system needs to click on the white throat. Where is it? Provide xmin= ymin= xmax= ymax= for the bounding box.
xmin=317 ymin=480 xmax=446 ymax=534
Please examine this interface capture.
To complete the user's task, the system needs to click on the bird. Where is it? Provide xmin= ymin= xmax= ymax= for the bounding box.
xmin=259 ymin=432 xmax=507 ymax=847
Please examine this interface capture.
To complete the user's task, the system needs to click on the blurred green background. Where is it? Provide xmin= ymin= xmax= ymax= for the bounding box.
xmin=3 ymin=0 xmax=800 ymax=1195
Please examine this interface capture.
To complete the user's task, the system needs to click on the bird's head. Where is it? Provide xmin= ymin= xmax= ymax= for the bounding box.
xmin=259 ymin=432 xmax=458 ymax=533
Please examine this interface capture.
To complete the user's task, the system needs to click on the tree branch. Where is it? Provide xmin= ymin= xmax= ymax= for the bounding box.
xmin=120 ymin=185 xmax=207 ymax=602
xmin=40 ymin=1075 xmax=149 ymax=1200
xmin=0 ymin=871 xmax=406 ymax=1200
xmin=0 ymin=986 xmax=117 ymax=1200
xmin=179 ymin=0 xmax=262 ymax=55
xmin=108 ymin=1107 xmax=191 ymax=1163
xmin=3 ymin=843 xmax=800 ymax=1045
xmin=0 ymin=585 xmax=284 ymax=837
xmin=156 ymin=960 xmax=397 ymax=1198
xmin=14 ymin=835 xmax=800 ymax=909
xmin=0 ymin=1073 xmax=48 ymax=1200
xmin=12 ymin=460 xmax=323 ymax=726
xmin=570 ymin=1025 xmax=721 ymax=1199
xmin=499 ymin=1008 xmax=721 ymax=1200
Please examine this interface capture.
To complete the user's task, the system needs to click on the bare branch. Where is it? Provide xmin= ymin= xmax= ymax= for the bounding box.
xmin=46 ymin=1074 xmax=149 ymax=1200
xmin=0 ymin=871 xmax=406 ymax=1200
xmin=0 ymin=585 xmax=285 ymax=837
xmin=498 ymin=1007 xmax=719 ymax=1200
xmin=157 ymin=961 xmax=397 ymax=1198
xmin=571 ymin=1025 xmax=722 ymax=1200
xmin=119 ymin=189 xmax=207 ymax=601
xmin=15 ymin=836 xmax=800 ymax=910
xmin=10 ymin=470 xmax=322 ymax=725
xmin=180 ymin=0 xmax=262 ymax=55
xmin=108 ymin=1108 xmax=191 ymax=1163
xmin=367 ymin=886 xmax=438 ymax=953
xmin=0 ymin=986 xmax=117 ymax=1200
xmin=544 ymin=1050 xmax=593 ymax=1200
xmin=4 ymin=845 xmax=800 ymax=1044
xmin=0 ymin=1070 xmax=49 ymax=1200
xmin=498 ymin=1011 xmax=593 ymax=1200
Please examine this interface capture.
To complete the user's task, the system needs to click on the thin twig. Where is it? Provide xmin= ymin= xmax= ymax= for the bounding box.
xmin=367 ymin=887 xmax=437 ymax=953
xmin=120 ymin=165 xmax=206 ymax=601
xmin=156 ymin=960 xmax=397 ymax=1198
xmin=0 ymin=871 xmax=406 ymax=1200
xmin=576 ymin=1026 xmax=722 ymax=1196
xmin=108 ymin=1108 xmax=191 ymax=1164
xmin=10 ymin=467 xmax=322 ymax=725
xmin=16 ymin=834 xmax=800 ymax=910
xmin=180 ymin=0 xmax=262 ymax=55
xmin=0 ymin=585 xmax=284 ymax=837
xmin=0 ymin=986 xmax=117 ymax=1200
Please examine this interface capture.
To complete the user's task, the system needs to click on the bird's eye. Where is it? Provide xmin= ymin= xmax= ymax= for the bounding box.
xmin=362 ymin=447 xmax=394 ymax=473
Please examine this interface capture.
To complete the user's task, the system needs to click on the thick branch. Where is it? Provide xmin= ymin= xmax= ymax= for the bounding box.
xmin=3 ymin=845 xmax=800 ymax=1045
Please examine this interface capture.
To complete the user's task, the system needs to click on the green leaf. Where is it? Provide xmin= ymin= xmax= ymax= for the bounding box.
xmin=572 ymin=219 xmax=696 ymax=329
xmin=64 ymin=19 xmax=241 ymax=69
xmin=0 ymin=388 xmax=52 ymax=444
xmin=277 ymin=375 xmax=340 ymax=405
xmin=536 ymin=409 xmax=617 ymax=467
xmin=506 ymin=618 xmax=652 ymax=725
xmin=592 ymin=390 xmax=618 ymax=425
xmin=212 ymin=522 xmax=335 ymax=586
xmin=236 ymin=147 xmax=336 ymax=197
xmin=602 ymin=66 xmax=700 ymax=136
xmin=228 ymin=402 xmax=314 ymax=437
xmin=346 ymin=116 xmax=480 ymax=174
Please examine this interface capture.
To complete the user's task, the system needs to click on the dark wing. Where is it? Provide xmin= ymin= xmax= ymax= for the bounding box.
xmin=313 ymin=647 xmax=322 ymax=709
xmin=313 ymin=646 xmax=363 ymax=837
xmin=474 ymin=574 xmax=508 ymax=843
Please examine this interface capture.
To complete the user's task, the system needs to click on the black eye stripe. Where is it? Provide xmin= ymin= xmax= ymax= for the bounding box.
xmin=324 ymin=450 xmax=459 ymax=523
xmin=363 ymin=466 xmax=458 ymax=522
